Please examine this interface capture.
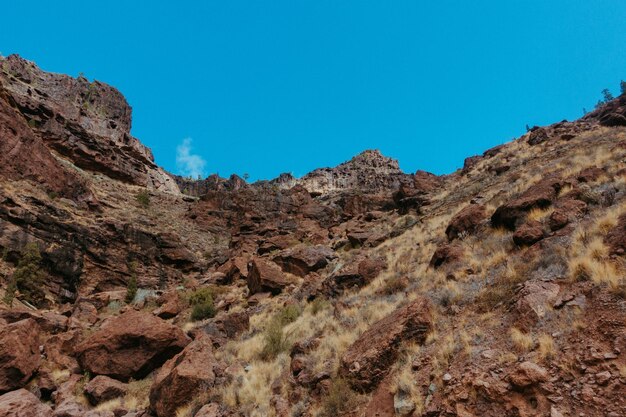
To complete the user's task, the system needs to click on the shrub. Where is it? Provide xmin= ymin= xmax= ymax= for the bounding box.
xmin=310 ymin=297 xmax=330 ymax=315
xmin=188 ymin=287 xmax=216 ymax=321
xmin=125 ymin=263 xmax=138 ymax=304
xmin=320 ymin=378 xmax=358 ymax=417
xmin=275 ymin=304 xmax=301 ymax=326
xmin=258 ymin=305 xmax=302 ymax=360
xmin=8 ymin=243 xmax=46 ymax=306
xmin=135 ymin=190 xmax=150 ymax=208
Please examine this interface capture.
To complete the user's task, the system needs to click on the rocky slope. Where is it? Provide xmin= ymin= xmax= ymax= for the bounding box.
xmin=0 ymin=55 xmax=625 ymax=417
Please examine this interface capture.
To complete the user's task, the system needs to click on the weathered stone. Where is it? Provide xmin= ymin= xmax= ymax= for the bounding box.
xmin=508 ymin=361 xmax=548 ymax=388
xmin=0 ymin=319 xmax=40 ymax=393
xmin=340 ymin=297 xmax=433 ymax=391
xmin=84 ymin=375 xmax=127 ymax=405
xmin=149 ymin=336 xmax=221 ymax=417
xmin=272 ymin=245 xmax=337 ymax=277
xmin=512 ymin=220 xmax=545 ymax=246
xmin=75 ymin=310 xmax=190 ymax=380
xmin=0 ymin=389 xmax=53 ymax=417
xmin=247 ymin=258 xmax=296 ymax=295
xmin=429 ymin=243 xmax=464 ymax=269
xmin=446 ymin=204 xmax=486 ymax=240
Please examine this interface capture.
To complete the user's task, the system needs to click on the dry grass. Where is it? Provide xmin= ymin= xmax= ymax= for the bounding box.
xmin=123 ymin=377 xmax=152 ymax=411
xmin=510 ymin=328 xmax=534 ymax=353
xmin=537 ymin=334 xmax=555 ymax=361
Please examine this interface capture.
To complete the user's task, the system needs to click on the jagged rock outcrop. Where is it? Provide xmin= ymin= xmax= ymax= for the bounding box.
xmin=0 ymin=54 xmax=178 ymax=193
xmin=0 ymin=389 xmax=53 ymax=417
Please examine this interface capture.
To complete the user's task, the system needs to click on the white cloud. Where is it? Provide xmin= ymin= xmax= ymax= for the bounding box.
xmin=176 ymin=138 xmax=206 ymax=179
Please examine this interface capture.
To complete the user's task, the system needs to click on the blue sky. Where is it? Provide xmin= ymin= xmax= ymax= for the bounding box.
xmin=2 ymin=1 xmax=626 ymax=180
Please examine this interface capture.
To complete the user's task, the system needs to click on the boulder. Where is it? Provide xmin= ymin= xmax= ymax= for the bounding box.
xmin=340 ymin=297 xmax=433 ymax=391
xmin=44 ymin=330 xmax=81 ymax=373
xmin=491 ymin=177 xmax=563 ymax=230
xmin=527 ymin=127 xmax=549 ymax=145
xmin=323 ymin=256 xmax=387 ymax=295
xmin=84 ymin=375 xmax=128 ymax=405
xmin=512 ymin=220 xmax=545 ymax=246
xmin=0 ymin=308 xmax=67 ymax=333
xmin=508 ymin=361 xmax=548 ymax=388
xmin=445 ymin=204 xmax=486 ymax=240
xmin=429 ymin=243 xmax=464 ymax=269
xmin=153 ymin=290 xmax=184 ymax=319
xmin=0 ymin=389 xmax=53 ymax=417
xmin=549 ymin=199 xmax=587 ymax=231
xmin=149 ymin=336 xmax=221 ymax=417
xmin=247 ymin=258 xmax=296 ymax=295
xmin=75 ymin=310 xmax=190 ymax=380
xmin=273 ymin=245 xmax=337 ymax=277
xmin=0 ymin=318 xmax=40 ymax=392
xmin=196 ymin=310 xmax=250 ymax=346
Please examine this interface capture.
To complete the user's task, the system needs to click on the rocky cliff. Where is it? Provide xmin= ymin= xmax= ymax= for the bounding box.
xmin=0 ymin=56 xmax=625 ymax=417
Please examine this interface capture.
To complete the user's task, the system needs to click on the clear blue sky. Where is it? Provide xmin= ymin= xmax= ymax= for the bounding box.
xmin=2 ymin=1 xmax=626 ymax=180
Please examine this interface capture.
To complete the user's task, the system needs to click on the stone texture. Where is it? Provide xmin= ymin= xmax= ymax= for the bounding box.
xmin=149 ymin=336 xmax=221 ymax=417
xmin=0 ymin=389 xmax=53 ymax=417
xmin=0 ymin=319 xmax=40 ymax=393
xmin=272 ymin=245 xmax=337 ymax=277
xmin=247 ymin=258 xmax=296 ymax=295
xmin=446 ymin=204 xmax=486 ymax=240
xmin=75 ymin=310 xmax=190 ymax=380
xmin=340 ymin=297 xmax=433 ymax=391
xmin=84 ymin=375 xmax=128 ymax=405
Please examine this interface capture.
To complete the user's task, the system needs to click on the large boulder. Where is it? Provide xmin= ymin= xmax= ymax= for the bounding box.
xmin=429 ymin=243 xmax=464 ymax=269
xmin=149 ymin=336 xmax=221 ymax=417
xmin=272 ymin=245 xmax=337 ymax=277
xmin=491 ymin=177 xmax=563 ymax=230
xmin=0 ymin=389 xmax=53 ymax=417
xmin=445 ymin=204 xmax=486 ymax=240
xmin=74 ymin=310 xmax=190 ymax=380
xmin=0 ymin=319 xmax=40 ymax=393
xmin=340 ymin=297 xmax=433 ymax=391
xmin=247 ymin=258 xmax=296 ymax=295
xmin=549 ymin=199 xmax=587 ymax=231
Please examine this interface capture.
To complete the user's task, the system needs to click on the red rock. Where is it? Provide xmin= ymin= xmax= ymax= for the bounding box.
xmin=515 ymin=280 xmax=560 ymax=329
xmin=44 ymin=330 xmax=81 ymax=373
xmin=84 ymin=375 xmax=127 ymax=405
xmin=340 ymin=297 xmax=433 ymax=391
xmin=429 ymin=243 xmax=464 ymax=269
xmin=549 ymin=199 xmax=587 ymax=231
xmin=491 ymin=176 xmax=563 ymax=230
xmin=512 ymin=220 xmax=545 ymax=246
xmin=247 ymin=258 xmax=296 ymax=295
xmin=75 ymin=310 xmax=190 ymax=380
xmin=508 ymin=361 xmax=548 ymax=388
xmin=0 ymin=308 xmax=67 ymax=333
xmin=153 ymin=290 xmax=183 ymax=319
xmin=445 ymin=204 xmax=486 ymax=240
xmin=413 ymin=170 xmax=442 ymax=193
xmin=196 ymin=310 xmax=250 ymax=346
xmin=149 ymin=336 xmax=221 ymax=417
xmin=273 ymin=245 xmax=337 ymax=277
xmin=577 ymin=166 xmax=605 ymax=183
xmin=0 ymin=388 xmax=53 ymax=417
xmin=324 ymin=256 xmax=387 ymax=295
xmin=0 ymin=318 xmax=40 ymax=392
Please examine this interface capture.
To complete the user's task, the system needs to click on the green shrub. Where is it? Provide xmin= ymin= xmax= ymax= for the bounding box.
xmin=9 ymin=243 xmax=46 ymax=306
xmin=125 ymin=262 xmax=138 ymax=304
xmin=188 ymin=287 xmax=216 ymax=321
xmin=259 ymin=319 xmax=289 ymax=360
xmin=135 ymin=190 xmax=150 ymax=208
xmin=310 ymin=297 xmax=330 ymax=315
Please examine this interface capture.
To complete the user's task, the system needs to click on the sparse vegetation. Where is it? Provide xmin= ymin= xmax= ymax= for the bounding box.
xmin=125 ymin=262 xmax=138 ymax=304
xmin=136 ymin=190 xmax=150 ymax=208
xmin=320 ymin=378 xmax=359 ymax=417
xmin=5 ymin=243 xmax=46 ymax=306
xmin=510 ymin=328 xmax=534 ymax=353
xmin=188 ymin=287 xmax=216 ymax=321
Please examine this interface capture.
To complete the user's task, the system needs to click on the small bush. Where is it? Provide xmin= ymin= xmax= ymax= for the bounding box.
xmin=125 ymin=262 xmax=138 ymax=304
xmin=135 ymin=190 xmax=150 ymax=208
xmin=310 ymin=297 xmax=330 ymax=315
xmin=275 ymin=304 xmax=301 ymax=326
xmin=188 ymin=287 xmax=216 ymax=321
xmin=320 ymin=378 xmax=358 ymax=417
xmin=381 ymin=275 xmax=408 ymax=295
xmin=8 ymin=243 xmax=46 ymax=306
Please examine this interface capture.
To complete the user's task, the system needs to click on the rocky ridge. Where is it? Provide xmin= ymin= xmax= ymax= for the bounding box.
xmin=0 ymin=55 xmax=625 ymax=417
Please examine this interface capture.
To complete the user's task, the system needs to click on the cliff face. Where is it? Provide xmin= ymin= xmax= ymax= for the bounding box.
xmin=1 ymin=56 xmax=626 ymax=417
xmin=0 ymin=55 xmax=179 ymax=193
